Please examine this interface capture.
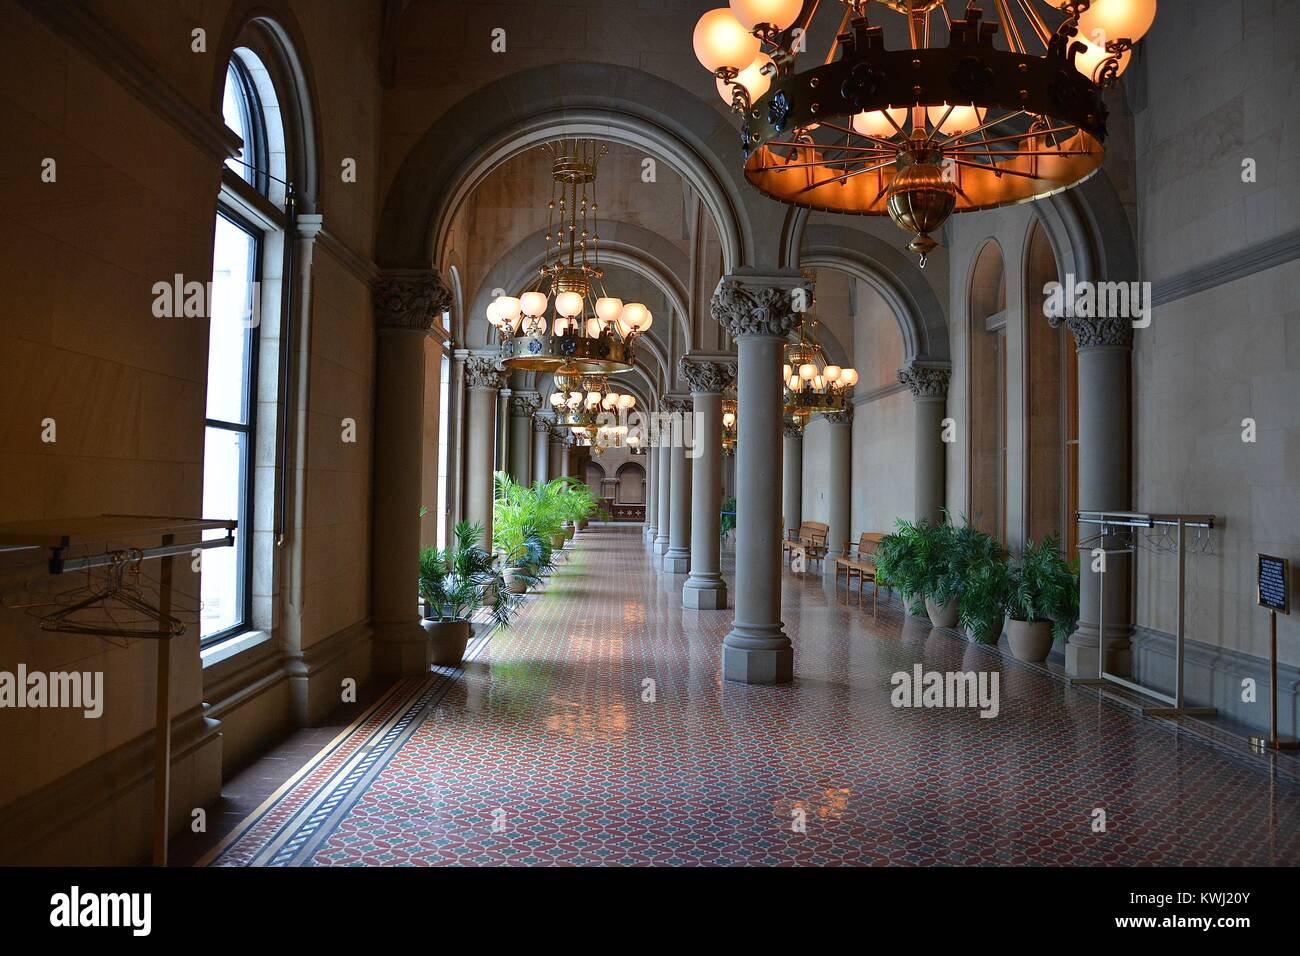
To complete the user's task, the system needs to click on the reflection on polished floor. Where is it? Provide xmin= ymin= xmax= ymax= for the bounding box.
xmin=204 ymin=525 xmax=1300 ymax=866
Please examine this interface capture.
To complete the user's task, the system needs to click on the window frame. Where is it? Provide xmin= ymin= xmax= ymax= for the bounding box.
xmin=201 ymin=207 xmax=264 ymax=647
xmin=224 ymin=54 xmax=270 ymax=195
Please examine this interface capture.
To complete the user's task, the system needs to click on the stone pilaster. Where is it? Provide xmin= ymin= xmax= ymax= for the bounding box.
xmin=464 ymin=355 xmax=506 ymax=548
xmin=782 ymin=421 xmax=803 ymax=538
xmin=898 ymin=361 xmax=951 ymax=527
xmin=509 ymin=393 xmax=540 ymax=486
xmin=370 ymin=269 xmax=450 ymax=678
xmin=532 ymin=415 xmax=551 ymax=488
xmin=1049 ymin=313 xmax=1134 ymax=677
xmin=654 ymin=419 xmax=672 ymax=555
xmin=661 ymin=396 xmax=693 ymax=573
xmin=711 ymin=274 xmax=809 ymax=684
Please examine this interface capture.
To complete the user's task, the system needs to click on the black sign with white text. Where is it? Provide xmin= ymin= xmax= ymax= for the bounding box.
xmin=1258 ymin=554 xmax=1289 ymax=614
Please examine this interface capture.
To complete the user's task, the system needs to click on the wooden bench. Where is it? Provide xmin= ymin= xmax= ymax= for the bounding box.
xmin=834 ymin=532 xmax=891 ymax=611
xmin=783 ymin=521 xmax=829 ymax=570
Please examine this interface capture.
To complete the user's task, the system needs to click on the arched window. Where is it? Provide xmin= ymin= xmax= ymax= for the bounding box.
xmin=967 ymin=240 xmax=1007 ymax=546
xmin=200 ymin=46 xmax=289 ymax=644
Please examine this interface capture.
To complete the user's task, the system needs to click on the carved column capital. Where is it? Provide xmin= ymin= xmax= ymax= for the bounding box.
xmin=511 ymin=393 xmax=542 ymax=417
xmin=464 ymin=354 xmax=507 ymax=390
xmin=823 ymin=405 xmax=855 ymax=425
xmin=372 ymin=269 xmax=451 ymax=333
xmin=898 ymin=362 xmax=952 ymax=400
xmin=532 ymin=415 xmax=553 ymax=435
xmin=678 ymin=357 xmax=738 ymax=395
xmin=710 ymin=274 xmax=810 ymax=339
xmin=783 ymin=421 xmax=804 ymax=439
xmin=1050 ymin=313 xmax=1134 ymax=350
xmin=661 ymin=396 xmax=694 ymax=415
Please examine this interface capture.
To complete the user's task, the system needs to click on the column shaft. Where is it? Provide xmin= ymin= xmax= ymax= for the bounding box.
xmin=824 ymin=413 xmax=852 ymax=573
xmin=645 ymin=447 xmax=658 ymax=540
xmin=509 ymin=414 xmax=532 ymax=485
xmin=532 ymin=422 xmax=549 ymax=486
xmin=654 ymin=435 xmax=671 ymax=555
xmin=464 ymin=385 xmax=498 ymax=545
xmin=663 ymin=408 xmax=692 ymax=573
xmin=684 ymin=388 xmax=727 ymax=607
xmin=783 ymin=429 xmax=803 ymax=537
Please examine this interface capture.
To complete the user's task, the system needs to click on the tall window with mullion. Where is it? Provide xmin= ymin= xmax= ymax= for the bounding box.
xmin=202 ymin=212 xmax=261 ymax=642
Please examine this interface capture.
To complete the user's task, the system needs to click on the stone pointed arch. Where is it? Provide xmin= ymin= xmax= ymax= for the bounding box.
xmin=376 ymin=63 xmax=787 ymax=274
xmin=796 ymin=223 xmax=950 ymax=364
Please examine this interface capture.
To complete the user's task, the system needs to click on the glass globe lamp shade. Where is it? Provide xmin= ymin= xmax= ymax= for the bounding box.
xmin=494 ymin=295 xmax=521 ymax=323
xmin=1072 ymin=37 xmax=1131 ymax=81
xmin=520 ymin=291 xmax=548 ymax=317
xmin=618 ymin=395 xmax=635 ymax=410
xmin=693 ymin=7 xmax=760 ymax=73
xmin=553 ymin=317 xmax=570 ymax=336
xmin=782 ymin=363 xmax=792 ymax=380
xmin=723 ymin=412 xmax=736 ymax=428
xmin=549 ymin=392 xmax=565 ymax=407
xmin=788 ymin=375 xmax=803 ymax=391
xmin=555 ymin=291 xmax=584 ymax=318
xmin=586 ymin=317 xmax=602 ymax=337
xmin=823 ymin=365 xmax=842 ymax=383
xmin=729 ymin=0 xmax=802 ymax=31
xmin=594 ymin=297 xmax=623 ymax=323
xmin=1078 ymin=0 xmax=1157 ymax=44
xmin=486 ymin=301 xmax=503 ymax=328
xmin=621 ymin=302 xmax=649 ymax=331
xmin=852 ymin=107 xmax=908 ymax=139
xmin=716 ymin=52 xmax=772 ymax=105
xmin=841 ymin=368 xmax=859 ymax=388
xmin=798 ymin=362 xmax=817 ymax=381
xmin=927 ymin=103 xmax=984 ymax=134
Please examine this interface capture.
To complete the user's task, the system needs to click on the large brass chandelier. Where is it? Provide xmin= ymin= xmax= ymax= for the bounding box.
xmin=490 ymin=139 xmax=653 ymax=370
xmin=547 ymin=366 xmax=637 ymax=430
xmin=782 ymin=278 xmax=858 ymax=429
xmin=692 ymin=0 xmax=1157 ymax=264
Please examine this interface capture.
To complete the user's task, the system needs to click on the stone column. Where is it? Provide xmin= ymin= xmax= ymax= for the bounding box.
xmin=449 ymin=349 xmax=468 ymax=542
xmin=560 ymin=433 xmax=572 ymax=479
xmin=532 ymin=416 xmax=550 ymax=487
xmin=782 ymin=423 xmax=803 ymax=537
xmin=823 ymin=406 xmax=853 ymax=574
xmin=509 ymin=393 xmax=539 ymax=486
xmin=463 ymin=355 xmax=505 ymax=547
xmin=681 ymin=359 xmax=736 ymax=607
xmin=1055 ymin=314 xmax=1134 ymax=677
xmin=654 ymin=427 xmax=672 ymax=555
xmin=662 ymin=396 xmax=694 ymax=574
xmin=495 ymin=387 xmax=511 ymax=475
xmin=898 ymin=362 xmax=951 ymax=526
xmin=370 ymin=270 xmax=449 ymax=678
xmin=711 ymin=274 xmax=809 ymax=684
xmin=548 ymin=430 xmax=564 ymax=481
xmin=644 ymin=446 xmax=658 ymax=541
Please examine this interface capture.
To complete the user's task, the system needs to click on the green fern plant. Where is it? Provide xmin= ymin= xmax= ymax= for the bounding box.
xmin=419 ymin=521 xmax=519 ymax=626
xmin=1006 ymin=536 xmax=1080 ymax=642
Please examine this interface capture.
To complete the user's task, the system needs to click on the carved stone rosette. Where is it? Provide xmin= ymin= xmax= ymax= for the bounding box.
xmin=823 ymin=405 xmax=855 ymax=425
xmin=678 ymin=357 xmax=738 ymax=395
xmin=898 ymin=362 xmax=951 ymax=400
xmin=510 ymin=393 xmax=541 ymax=417
xmin=465 ymin=355 xmax=507 ymax=390
xmin=1049 ymin=313 xmax=1134 ymax=350
xmin=710 ymin=276 xmax=810 ymax=339
xmin=372 ymin=270 xmax=451 ymax=333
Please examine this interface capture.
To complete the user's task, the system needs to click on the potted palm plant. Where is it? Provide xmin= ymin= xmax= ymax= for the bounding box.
xmin=952 ymin=518 xmax=1009 ymax=644
xmin=418 ymin=521 xmax=519 ymax=666
xmin=875 ymin=517 xmax=960 ymax=626
xmin=1004 ymin=536 xmax=1079 ymax=662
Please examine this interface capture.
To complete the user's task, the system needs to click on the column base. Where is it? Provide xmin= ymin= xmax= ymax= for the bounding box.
xmin=682 ymin=578 xmax=727 ymax=609
xmin=653 ymin=536 xmax=670 ymax=555
xmin=662 ymin=549 xmax=690 ymax=574
xmin=371 ymin=619 xmax=431 ymax=679
xmin=722 ymin=625 xmax=793 ymax=684
xmin=1066 ymin=642 xmax=1132 ymax=679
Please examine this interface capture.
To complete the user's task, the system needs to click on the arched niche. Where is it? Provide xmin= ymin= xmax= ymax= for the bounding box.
xmin=968 ymin=239 xmax=1007 ymax=543
xmin=1022 ymin=218 xmax=1075 ymax=550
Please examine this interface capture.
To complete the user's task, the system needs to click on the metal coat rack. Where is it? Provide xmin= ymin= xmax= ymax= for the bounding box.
xmin=0 ymin=514 xmax=236 ymax=866
xmin=1070 ymin=510 xmax=1219 ymax=719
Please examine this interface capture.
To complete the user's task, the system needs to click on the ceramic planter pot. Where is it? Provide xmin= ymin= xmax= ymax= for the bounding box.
xmin=564 ymin=524 xmax=576 ymax=540
xmin=925 ymin=596 xmax=959 ymax=629
xmin=1007 ymin=619 xmax=1054 ymax=662
xmin=577 ymin=518 xmax=588 ymax=531
xmin=503 ymin=568 xmax=529 ymax=594
xmin=422 ymin=618 xmax=470 ymax=666
xmin=551 ymin=532 xmax=567 ymax=550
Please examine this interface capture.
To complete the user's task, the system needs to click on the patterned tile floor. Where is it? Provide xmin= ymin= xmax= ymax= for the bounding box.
xmin=206 ymin=525 xmax=1300 ymax=866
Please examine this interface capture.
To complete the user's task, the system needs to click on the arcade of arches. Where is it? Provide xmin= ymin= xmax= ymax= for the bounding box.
xmin=2 ymin=0 xmax=1300 ymax=870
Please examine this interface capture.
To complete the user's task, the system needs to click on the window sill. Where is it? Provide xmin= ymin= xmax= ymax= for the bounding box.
xmin=201 ymin=628 xmax=273 ymax=669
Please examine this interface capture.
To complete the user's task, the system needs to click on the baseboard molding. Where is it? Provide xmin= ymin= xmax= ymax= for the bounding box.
xmin=1131 ymin=627 xmax=1300 ymax=736
xmin=0 ymin=704 xmax=222 ymax=866
xmin=286 ymin=620 xmax=374 ymax=725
